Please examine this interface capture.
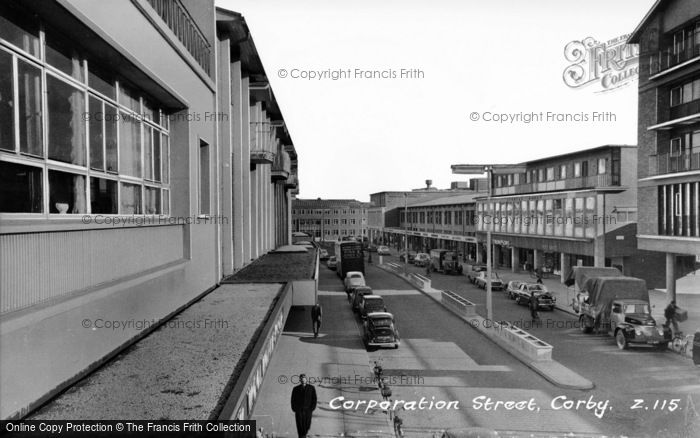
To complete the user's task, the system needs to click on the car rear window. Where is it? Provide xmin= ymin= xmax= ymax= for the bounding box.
xmin=374 ymin=328 xmax=393 ymax=337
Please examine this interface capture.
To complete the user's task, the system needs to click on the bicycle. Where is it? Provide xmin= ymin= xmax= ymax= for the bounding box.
xmin=671 ymin=331 xmax=692 ymax=356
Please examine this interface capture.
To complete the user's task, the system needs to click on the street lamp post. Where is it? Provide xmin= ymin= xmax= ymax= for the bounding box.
xmin=452 ymin=163 xmax=527 ymax=322
xmin=404 ymin=193 xmax=408 ymax=276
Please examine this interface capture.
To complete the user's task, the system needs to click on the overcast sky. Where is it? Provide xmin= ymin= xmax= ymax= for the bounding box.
xmin=216 ymin=0 xmax=655 ymax=201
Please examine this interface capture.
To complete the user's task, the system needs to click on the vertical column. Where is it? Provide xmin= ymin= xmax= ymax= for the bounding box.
xmin=560 ymin=252 xmax=571 ymax=283
xmin=511 ymin=246 xmax=520 ymax=272
xmin=231 ymin=61 xmax=245 ymax=270
xmin=287 ymin=190 xmax=292 ymax=245
xmin=241 ymin=79 xmax=251 ymax=263
xmin=666 ymin=253 xmax=676 ymax=301
xmin=217 ymin=38 xmax=234 ymax=276
xmin=594 ymin=193 xmax=606 ymax=267
xmin=494 ymin=245 xmax=502 ymax=268
xmin=533 ymin=249 xmax=543 ymax=270
xmin=476 ymin=242 xmax=483 ymax=263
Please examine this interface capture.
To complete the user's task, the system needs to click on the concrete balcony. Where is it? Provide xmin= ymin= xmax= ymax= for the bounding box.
xmin=250 ymin=150 xmax=275 ymax=164
xmin=649 ymin=32 xmax=700 ymax=78
xmin=271 ymin=149 xmax=291 ymax=181
xmin=648 ymin=151 xmax=700 ymax=176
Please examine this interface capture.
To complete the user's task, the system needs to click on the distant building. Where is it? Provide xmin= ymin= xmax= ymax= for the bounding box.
xmin=455 ymin=145 xmax=666 ymax=285
xmin=628 ymin=0 xmax=700 ymax=297
xmin=292 ymin=199 xmax=369 ymax=241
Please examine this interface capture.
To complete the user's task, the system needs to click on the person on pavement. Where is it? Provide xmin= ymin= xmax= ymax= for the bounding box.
xmin=529 ymin=290 xmax=539 ymax=321
xmin=664 ymin=300 xmax=680 ymax=336
xmin=291 ymin=374 xmax=317 ymax=438
xmin=311 ymin=303 xmax=322 ymax=338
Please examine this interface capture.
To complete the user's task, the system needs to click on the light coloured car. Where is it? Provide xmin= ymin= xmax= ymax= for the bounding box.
xmin=377 ymin=245 xmax=391 ymax=255
xmin=344 ymin=271 xmax=366 ymax=292
xmin=506 ymin=280 xmax=523 ymax=299
xmin=326 ymin=256 xmax=337 ymax=270
xmin=413 ymin=253 xmax=430 ymax=267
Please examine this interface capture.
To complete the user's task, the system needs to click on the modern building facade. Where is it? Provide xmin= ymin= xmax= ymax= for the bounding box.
xmin=396 ymin=193 xmax=480 ymax=256
xmin=292 ymin=199 xmax=369 ymax=241
xmin=0 ymin=0 xmax=298 ymax=419
xmin=629 ymin=0 xmax=700 ymax=297
xmin=458 ymin=145 xmax=666 ymax=285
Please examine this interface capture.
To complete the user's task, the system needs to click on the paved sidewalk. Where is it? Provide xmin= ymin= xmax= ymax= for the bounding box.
xmin=251 ymin=291 xmax=393 ymax=437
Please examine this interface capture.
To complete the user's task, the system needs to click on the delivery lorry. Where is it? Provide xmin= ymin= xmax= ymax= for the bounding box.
xmin=565 ymin=267 xmax=670 ymax=349
xmin=429 ymin=249 xmax=463 ymax=275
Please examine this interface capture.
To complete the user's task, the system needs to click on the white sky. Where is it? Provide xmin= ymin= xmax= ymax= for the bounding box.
xmin=216 ymin=0 xmax=656 ymax=201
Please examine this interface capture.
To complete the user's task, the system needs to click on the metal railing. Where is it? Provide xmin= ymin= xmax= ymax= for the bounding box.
xmin=649 ymin=30 xmax=700 ymax=76
xmin=649 ymin=151 xmax=700 ymax=176
xmin=146 ymin=0 xmax=212 ymax=75
xmin=492 ymin=173 xmax=615 ymax=195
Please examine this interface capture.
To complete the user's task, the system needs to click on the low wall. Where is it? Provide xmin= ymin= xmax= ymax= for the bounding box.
xmin=441 ymin=290 xmax=476 ymax=317
xmin=488 ymin=320 xmax=553 ymax=362
xmin=218 ymin=282 xmax=293 ymax=420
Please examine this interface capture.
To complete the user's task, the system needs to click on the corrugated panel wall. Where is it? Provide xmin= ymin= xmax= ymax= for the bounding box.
xmin=0 ymin=225 xmax=184 ymax=314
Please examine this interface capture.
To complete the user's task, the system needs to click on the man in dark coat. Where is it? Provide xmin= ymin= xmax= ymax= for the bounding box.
xmin=311 ymin=303 xmax=322 ymax=338
xmin=529 ymin=291 xmax=539 ymax=321
xmin=291 ymin=374 xmax=317 ymax=438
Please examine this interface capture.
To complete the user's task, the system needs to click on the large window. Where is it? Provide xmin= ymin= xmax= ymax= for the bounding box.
xmin=0 ymin=9 xmax=170 ymax=216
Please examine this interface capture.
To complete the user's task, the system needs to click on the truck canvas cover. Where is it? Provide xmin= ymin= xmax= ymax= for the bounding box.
xmin=587 ymin=277 xmax=649 ymax=321
xmin=564 ymin=266 xmax=623 ymax=288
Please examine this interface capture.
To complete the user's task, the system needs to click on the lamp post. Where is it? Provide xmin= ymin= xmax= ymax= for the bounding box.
xmin=452 ymin=163 xmax=527 ymax=322
xmin=404 ymin=193 xmax=408 ymax=276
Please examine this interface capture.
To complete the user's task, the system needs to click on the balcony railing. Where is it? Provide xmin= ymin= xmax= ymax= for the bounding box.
xmin=668 ymin=99 xmax=700 ymax=122
xmin=146 ymin=0 xmax=212 ymax=75
xmin=649 ymin=31 xmax=700 ymax=76
xmin=649 ymin=151 xmax=700 ymax=176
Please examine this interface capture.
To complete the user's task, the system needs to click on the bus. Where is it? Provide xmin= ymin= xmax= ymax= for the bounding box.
xmin=335 ymin=240 xmax=365 ymax=279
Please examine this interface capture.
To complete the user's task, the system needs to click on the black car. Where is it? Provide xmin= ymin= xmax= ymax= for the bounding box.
xmin=363 ymin=312 xmax=400 ymax=349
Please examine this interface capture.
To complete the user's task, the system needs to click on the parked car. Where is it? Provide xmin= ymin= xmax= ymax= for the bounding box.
xmin=326 ymin=256 xmax=337 ymax=270
xmin=413 ymin=253 xmax=430 ymax=267
xmin=399 ymin=250 xmax=417 ymax=263
xmin=359 ymin=295 xmax=387 ymax=319
xmin=473 ymin=271 xmax=504 ymax=291
xmin=362 ymin=312 xmax=400 ymax=349
xmin=512 ymin=283 xmax=556 ymax=310
xmin=344 ymin=271 xmax=366 ymax=292
xmin=366 ymin=245 xmax=378 ymax=252
xmin=351 ymin=286 xmax=374 ymax=312
xmin=467 ymin=264 xmax=487 ymax=284
xmin=506 ymin=281 xmax=523 ymax=300
xmin=319 ymin=249 xmax=329 ymax=260
xmin=377 ymin=245 xmax=391 ymax=255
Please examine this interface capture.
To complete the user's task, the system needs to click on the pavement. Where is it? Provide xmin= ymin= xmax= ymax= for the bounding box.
xmin=251 ymin=295 xmax=394 ymax=437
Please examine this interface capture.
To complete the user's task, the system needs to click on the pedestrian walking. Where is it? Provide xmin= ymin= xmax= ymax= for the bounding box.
xmin=291 ymin=374 xmax=317 ymax=438
xmin=311 ymin=303 xmax=322 ymax=338
xmin=529 ymin=291 xmax=539 ymax=321
xmin=664 ymin=300 xmax=680 ymax=336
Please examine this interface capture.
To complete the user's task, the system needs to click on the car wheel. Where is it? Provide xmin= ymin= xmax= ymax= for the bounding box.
xmin=394 ymin=343 xmax=399 ymax=349
xmin=549 ymin=306 xmax=555 ymax=311
xmin=615 ymin=330 xmax=628 ymax=350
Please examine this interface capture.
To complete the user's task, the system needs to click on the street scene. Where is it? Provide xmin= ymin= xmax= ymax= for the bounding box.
xmin=1 ymin=0 xmax=700 ymax=438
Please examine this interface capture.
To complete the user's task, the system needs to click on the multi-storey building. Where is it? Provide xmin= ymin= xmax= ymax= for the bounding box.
xmin=395 ymin=193 xmax=480 ymax=257
xmin=0 ymin=1 xmax=298 ymax=419
xmin=292 ymin=199 xmax=369 ymax=241
xmin=456 ymin=145 xmax=665 ymax=285
xmin=629 ymin=0 xmax=700 ymax=298
xmin=368 ymin=179 xmax=485 ymax=246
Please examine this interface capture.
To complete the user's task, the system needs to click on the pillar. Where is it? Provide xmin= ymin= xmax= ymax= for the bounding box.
xmin=476 ymin=242 xmax=483 ymax=264
xmin=533 ymin=249 xmax=543 ymax=269
xmin=217 ymin=38 xmax=234 ymax=276
xmin=241 ymin=77 xmax=251 ymax=264
xmin=666 ymin=253 xmax=676 ymax=301
xmin=560 ymin=252 xmax=571 ymax=283
xmin=511 ymin=246 xmax=520 ymax=272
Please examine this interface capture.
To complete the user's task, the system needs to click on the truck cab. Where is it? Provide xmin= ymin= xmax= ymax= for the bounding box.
xmin=610 ymin=300 xmax=670 ymax=350
xmin=429 ymin=249 xmax=463 ymax=275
